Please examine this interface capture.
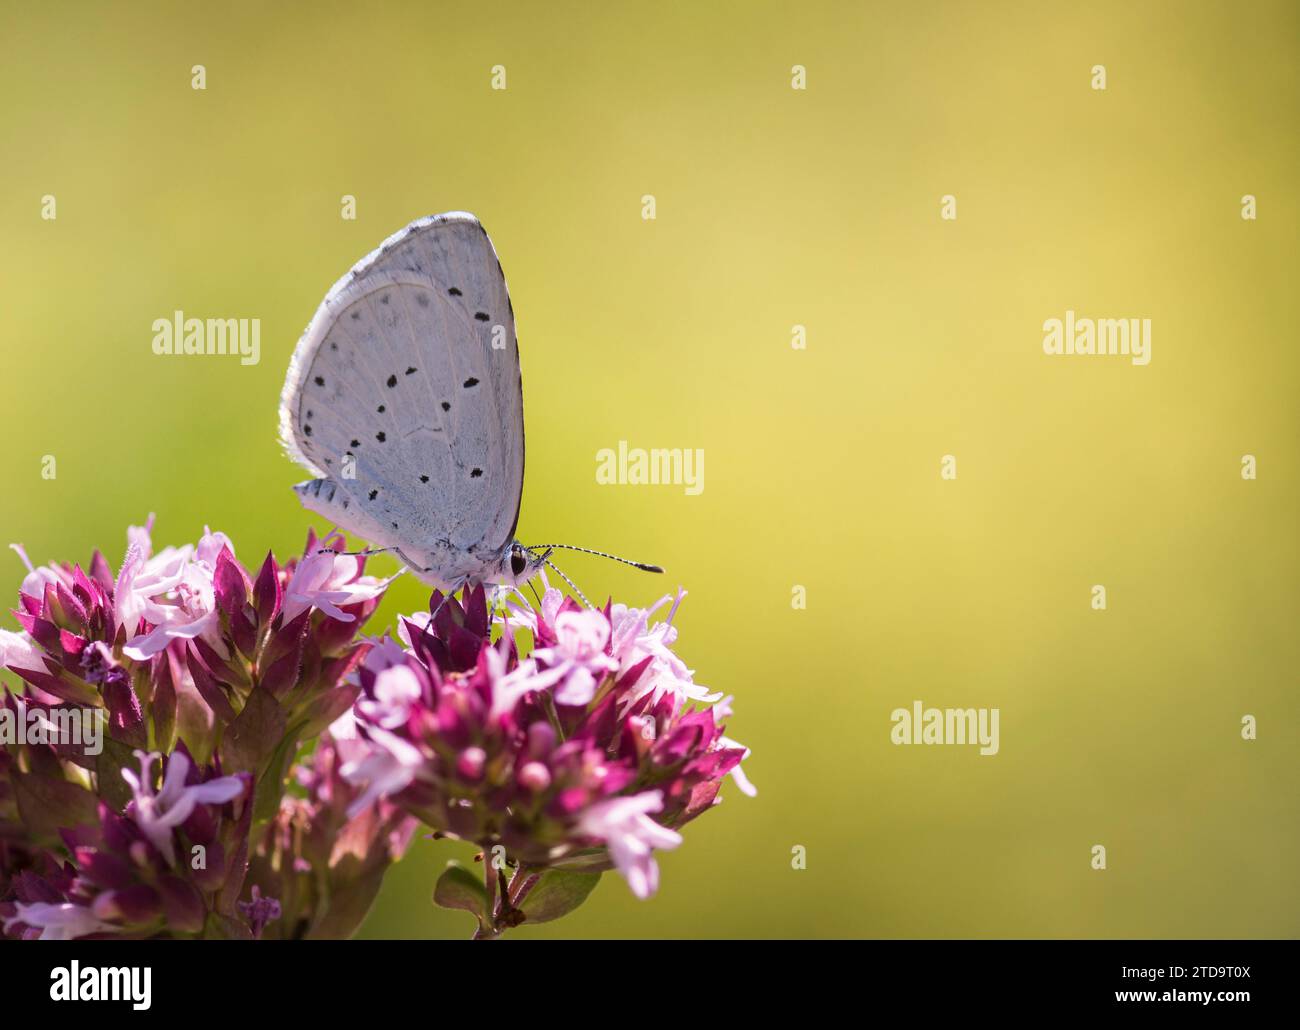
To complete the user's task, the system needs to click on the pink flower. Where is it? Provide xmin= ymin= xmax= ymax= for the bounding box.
xmin=355 ymin=664 xmax=423 ymax=729
xmin=714 ymin=697 xmax=757 ymax=797
xmin=394 ymin=611 xmax=433 ymax=648
xmin=280 ymin=551 xmax=392 ymax=624
xmin=3 ymin=901 xmax=114 ymax=941
xmin=503 ymin=579 xmax=565 ymax=634
xmin=0 ymin=629 xmax=47 ymax=673
xmin=339 ymin=726 xmax=425 ymax=819
xmin=531 ymin=608 xmax=619 ymax=707
xmin=118 ymin=523 xmax=231 ymax=661
xmin=483 ymin=645 xmax=551 ymax=721
xmin=576 ymin=791 xmax=683 ymax=900
xmin=8 ymin=543 xmax=73 ymax=602
xmin=610 ymin=590 xmax=721 ymax=710
xmin=121 ymin=750 xmax=245 ymax=866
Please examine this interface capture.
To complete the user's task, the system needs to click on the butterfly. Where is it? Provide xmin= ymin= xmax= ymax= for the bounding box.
xmin=278 ymin=212 xmax=660 ymax=604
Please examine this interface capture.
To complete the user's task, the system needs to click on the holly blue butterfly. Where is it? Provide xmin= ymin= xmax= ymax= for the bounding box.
xmin=278 ymin=212 xmax=660 ymax=604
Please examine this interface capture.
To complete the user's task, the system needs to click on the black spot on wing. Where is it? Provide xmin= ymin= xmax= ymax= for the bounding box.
xmin=386 ymin=374 xmax=397 ymax=388
xmin=474 ymin=312 xmax=489 ymax=322
xmin=463 ymin=378 xmax=479 ymax=388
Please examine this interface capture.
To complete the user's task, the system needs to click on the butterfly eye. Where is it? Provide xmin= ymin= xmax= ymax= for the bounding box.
xmin=510 ymin=547 xmax=528 ymax=578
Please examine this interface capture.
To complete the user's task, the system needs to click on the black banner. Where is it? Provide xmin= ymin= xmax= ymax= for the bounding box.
xmin=0 ymin=940 xmax=1280 ymax=1017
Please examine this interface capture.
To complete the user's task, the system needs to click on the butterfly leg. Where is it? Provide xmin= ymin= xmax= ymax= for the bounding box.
xmin=316 ymin=545 xmax=399 ymax=558
xmin=429 ymin=576 xmax=471 ymax=622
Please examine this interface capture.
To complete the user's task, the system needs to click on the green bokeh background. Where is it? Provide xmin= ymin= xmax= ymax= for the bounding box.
xmin=1 ymin=1 xmax=1296 ymax=938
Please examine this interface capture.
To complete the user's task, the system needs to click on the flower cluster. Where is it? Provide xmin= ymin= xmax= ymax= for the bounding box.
xmin=0 ymin=520 xmax=401 ymax=939
xmin=2 ymin=747 xmax=251 ymax=939
xmin=342 ymin=580 xmax=754 ymax=937
xmin=1 ymin=520 xmax=754 ymax=940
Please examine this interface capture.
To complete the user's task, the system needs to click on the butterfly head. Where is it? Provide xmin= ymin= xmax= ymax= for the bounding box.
xmin=502 ymin=542 xmax=549 ymax=587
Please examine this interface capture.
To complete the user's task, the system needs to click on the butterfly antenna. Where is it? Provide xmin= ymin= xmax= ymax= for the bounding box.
xmin=524 ymin=548 xmax=595 ymax=610
xmin=522 ymin=543 xmax=663 ymax=574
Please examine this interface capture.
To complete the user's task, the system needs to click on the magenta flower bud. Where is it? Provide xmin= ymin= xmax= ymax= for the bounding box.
xmin=212 ymin=548 xmax=249 ymax=618
xmin=252 ymin=551 xmax=282 ymax=626
xmin=258 ymin=610 xmax=310 ymax=697
xmin=230 ymin=605 xmax=259 ymax=660
xmin=185 ymin=646 xmax=237 ymax=723
xmin=456 ymin=747 xmax=487 ymax=782
xmin=518 ymin=761 xmax=551 ymax=793
xmin=526 ymin=721 xmax=556 ymax=759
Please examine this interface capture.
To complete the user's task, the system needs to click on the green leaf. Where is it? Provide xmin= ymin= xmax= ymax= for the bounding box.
xmin=307 ymin=862 xmax=388 ymax=940
xmin=220 ymin=686 xmax=286 ymax=776
xmin=94 ymin=736 xmax=137 ymax=811
xmin=433 ymin=861 xmax=489 ymax=931
xmin=296 ymin=684 xmax=359 ymax=739
xmin=517 ymin=868 xmax=602 ymax=924
xmin=12 ymin=771 xmax=99 ymax=844
xmin=546 ymin=847 xmax=614 ymax=873
xmin=251 ymin=722 xmax=304 ymax=823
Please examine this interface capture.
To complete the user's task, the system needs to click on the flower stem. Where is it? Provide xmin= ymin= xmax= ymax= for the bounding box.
xmin=508 ymin=866 xmax=541 ymax=908
xmin=477 ymin=852 xmax=499 ymax=939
